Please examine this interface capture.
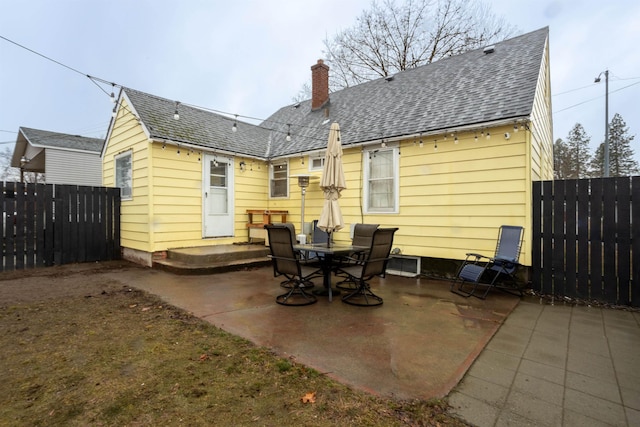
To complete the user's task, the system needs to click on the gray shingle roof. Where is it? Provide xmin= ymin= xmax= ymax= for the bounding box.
xmin=265 ymin=27 xmax=549 ymax=157
xmin=123 ymin=27 xmax=548 ymax=160
xmin=19 ymin=127 xmax=104 ymax=152
xmin=123 ymin=88 xmax=270 ymax=158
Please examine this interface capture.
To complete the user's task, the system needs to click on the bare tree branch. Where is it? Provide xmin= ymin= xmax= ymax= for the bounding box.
xmin=322 ymin=0 xmax=516 ymax=89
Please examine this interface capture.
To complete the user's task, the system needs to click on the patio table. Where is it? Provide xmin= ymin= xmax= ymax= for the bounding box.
xmin=294 ymin=243 xmax=368 ymax=301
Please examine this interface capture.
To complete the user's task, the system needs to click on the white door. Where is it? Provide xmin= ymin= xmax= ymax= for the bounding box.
xmin=203 ymin=155 xmax=234 ymax=237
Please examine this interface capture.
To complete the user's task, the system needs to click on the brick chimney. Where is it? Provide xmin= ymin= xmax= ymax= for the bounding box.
xmin=311 ymin=59 xmax=329 ymax=110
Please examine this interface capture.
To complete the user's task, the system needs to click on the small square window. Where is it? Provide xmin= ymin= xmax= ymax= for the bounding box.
xmin=310 ymin=153 xmax=325 ymax=171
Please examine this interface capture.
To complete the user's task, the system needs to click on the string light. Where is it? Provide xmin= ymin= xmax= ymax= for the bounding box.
xmin=5 ymin=34 xmax=529 ymax=154
xmin=434 ymin=140 xmax=438 ymax=151
xmin=454 ymin=134 xmax=459 ymax=144
xmin=286 ymin=124 xmax=291 ymax=142
xmin=162 ymin=143 xmax=166 ymax=150
xmin=232 ymin=115 xmax=238 ymax=132
xmin=474 ymin=134 xmax=478 ymax=142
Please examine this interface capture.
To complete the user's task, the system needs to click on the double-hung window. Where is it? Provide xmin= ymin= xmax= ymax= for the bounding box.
xmin=270 ymin=160 xmax=289 ymax=198
xmin=115 ymin=151 xmax=132 ymax=200
xmin=364 ymin=146 xmax=399 ymax=213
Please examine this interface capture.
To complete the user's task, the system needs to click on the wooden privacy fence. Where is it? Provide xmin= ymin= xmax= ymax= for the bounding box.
xmin=1 ymin=182 xmax=120 ymax=271
xmin=532 ymin=176 xmax=640 ymax=307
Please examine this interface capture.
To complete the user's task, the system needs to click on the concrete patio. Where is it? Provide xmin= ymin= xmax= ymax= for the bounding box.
xmin=113 ymin=263 xmax=640 ymax=425
xmin=123 ymin=265 xmax=519 ymax=400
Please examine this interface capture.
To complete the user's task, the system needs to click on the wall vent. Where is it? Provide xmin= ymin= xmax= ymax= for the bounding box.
xmin=386 ymin=255 xmax=421 ymax=277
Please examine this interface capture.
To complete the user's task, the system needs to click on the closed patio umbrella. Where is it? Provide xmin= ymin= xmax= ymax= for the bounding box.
xmin=318 ymin=122 xmax=345 ymax=245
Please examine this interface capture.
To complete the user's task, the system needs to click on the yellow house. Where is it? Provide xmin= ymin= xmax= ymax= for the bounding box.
xmin=102 ymin=27 xmax=553 ymax=271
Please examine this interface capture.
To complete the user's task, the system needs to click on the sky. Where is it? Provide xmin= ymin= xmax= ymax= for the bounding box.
xmin=1 ymin=0 xmax=639 ymax=162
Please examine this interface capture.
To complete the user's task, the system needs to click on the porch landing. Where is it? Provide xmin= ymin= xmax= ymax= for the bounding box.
xmin=152 ymin=244 xmax=270 ymax=274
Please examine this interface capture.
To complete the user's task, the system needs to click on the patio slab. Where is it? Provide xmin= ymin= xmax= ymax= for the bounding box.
xmin=120 ymin=265 xmax=519 ymax=400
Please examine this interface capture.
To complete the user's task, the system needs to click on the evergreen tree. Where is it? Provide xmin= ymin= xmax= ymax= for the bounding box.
xmin=563 ymin=123 xmax=592 ymax=178
xmin=589 ymin=113 xmax=639 ymax=177
xmin=553 ymin=138 xmax=572 ymax=179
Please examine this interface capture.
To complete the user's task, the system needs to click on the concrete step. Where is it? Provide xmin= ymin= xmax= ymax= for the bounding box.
xmin=152 ymin=244 xmax=271 ymax=275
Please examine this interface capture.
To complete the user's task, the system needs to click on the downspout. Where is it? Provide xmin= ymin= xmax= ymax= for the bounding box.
xmin=147 ymin=140 xmax=156 ymax=255
xmin=524 ymin=121 xmax=533 ymax=268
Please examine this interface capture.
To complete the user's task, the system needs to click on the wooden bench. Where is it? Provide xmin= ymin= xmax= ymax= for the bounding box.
xmin=246 ymin=210 xmax=288 ymax=244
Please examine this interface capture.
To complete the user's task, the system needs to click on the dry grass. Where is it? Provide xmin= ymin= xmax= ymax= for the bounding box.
xmin=0 ymin=285 xmax=467 ymax=426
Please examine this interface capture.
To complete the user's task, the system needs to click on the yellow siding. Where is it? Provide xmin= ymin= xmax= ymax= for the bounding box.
xmin=102 ymin=99 xmax=152 ymax=252
xmin=295 ymin=126 xmax=533 ymax=265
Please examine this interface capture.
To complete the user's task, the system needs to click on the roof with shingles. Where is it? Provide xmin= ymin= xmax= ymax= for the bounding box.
xmin=122 ymin=27 xmax=548 ymax=160
xmin=123 ymin=88 xmax=270 ymax=158
xmin=19 ymin=127 xmax=104 ymax=152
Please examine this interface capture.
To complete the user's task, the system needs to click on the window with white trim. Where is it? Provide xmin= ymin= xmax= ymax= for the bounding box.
xmin=309 ymin=152 xmax=325 ymax=171
xmin=270 ymin=160 xmax=289 ymax=198
xmin=115 ymin=151 xmax=132 ymax=200
xmin=364 ymin=146 xmax=399 ymax=213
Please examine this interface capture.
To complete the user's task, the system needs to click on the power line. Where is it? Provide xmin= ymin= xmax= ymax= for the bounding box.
xmin=553 ymin=80 xmax=640 ymax=114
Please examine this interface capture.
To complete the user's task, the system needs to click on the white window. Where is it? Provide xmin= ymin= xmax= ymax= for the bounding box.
xmin=364 ymin=146 xmax=399 ymax=213
xmin=115 ymin=151 xmax=132 ymax=200
xmin=309 ymin=153 xmax=325 ymax=171
xmin=270 ymin=160 xmax=289 ymax=198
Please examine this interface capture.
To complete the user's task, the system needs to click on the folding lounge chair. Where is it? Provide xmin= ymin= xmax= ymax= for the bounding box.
xmin=265 ymin=224 xmax=318 ymax=306
xmin=450 ymin=225 xmax=524 ymax=299
xmin=340 ymin=228 xmax=398 ymax=306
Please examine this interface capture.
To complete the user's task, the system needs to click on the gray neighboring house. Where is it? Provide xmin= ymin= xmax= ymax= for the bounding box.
xmin=11 ymin=127 xmax=104 ymax=185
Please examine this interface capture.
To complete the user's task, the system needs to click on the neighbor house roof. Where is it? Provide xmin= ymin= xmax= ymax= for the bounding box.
xmin=17 ymin=127 xmax=104 ymax=152
xmin=119 ymin=26 xmax=548 ymax=160
xmin=11 ymin=127 xmax=104 ymax=168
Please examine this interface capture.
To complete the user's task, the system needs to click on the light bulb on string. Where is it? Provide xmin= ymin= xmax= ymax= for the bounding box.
xmin=486 ymin=132 xmax=491 ymax=140
xmin=110 ymin=83 xmax=115 ymax=103
xmin=232 ymin=115 xmax=238 ymax=132
xmin=434 ymin=140 xmax=438 ymax=151
xmin=474 ymin=134 xmax=478 ymax=142
xmin=111 ymin=106 xmax=117 ymax=118
xmin=454 ymin=134 xmax=459 ymax=144
xmin=173 ymin=101 xmax=180 ymax=120
xmin=514 ymin=124 xmax=519 ymax=133
xmin=286 ymin=124 xmax=291 ymax=142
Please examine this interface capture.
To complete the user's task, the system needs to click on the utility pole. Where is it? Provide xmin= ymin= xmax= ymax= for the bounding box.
xmin=595 ymin=70 xmax=609 ymax=177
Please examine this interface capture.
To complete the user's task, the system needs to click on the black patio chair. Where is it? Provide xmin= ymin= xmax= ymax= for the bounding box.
xmin=450 ymin=225 xmax=524 ymax=299
xmin=336 ymin=223 xmax=379 ymax=290
xmin=340 ymin=227 xmax=398 ymax=306
xmin=265 ymin=224 xmax=318 ymax=306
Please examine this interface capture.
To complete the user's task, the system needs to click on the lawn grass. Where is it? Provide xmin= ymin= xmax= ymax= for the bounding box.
xmin=0 ymin=285 xmax=467 ymax=426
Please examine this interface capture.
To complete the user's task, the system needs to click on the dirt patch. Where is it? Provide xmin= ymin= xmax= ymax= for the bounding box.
xmin=0 ymin=260 xmax=141 ymax=305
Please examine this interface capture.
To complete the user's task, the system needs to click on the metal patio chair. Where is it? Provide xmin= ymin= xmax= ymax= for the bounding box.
xmin=340 ymin=227 xmax=398 ymax=306
xmin=336 ymin=223 xmax=379 ymax=290
xmin=265 ymin=224 xmax=318 ymax=306
xmin=450 ymin=225 xmax=524 ymax=299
